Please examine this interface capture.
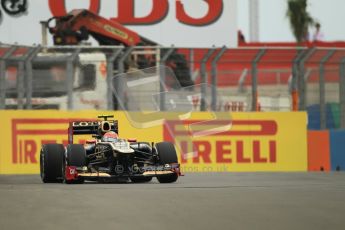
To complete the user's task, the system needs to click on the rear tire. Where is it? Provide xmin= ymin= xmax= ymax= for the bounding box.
xmin=64 ymin=144 xmax=86 ymax=184
xmin=40 ymin=144 xmax=64 ymax=183
xmin=155 ymin=142 xmax=178 ymax=183
xmin=66 ymin=144 xmax=86 ymax=167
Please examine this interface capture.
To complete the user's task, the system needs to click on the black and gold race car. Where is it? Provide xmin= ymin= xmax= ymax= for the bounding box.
xmin=40 ymin=115 xmax=181 ymax=184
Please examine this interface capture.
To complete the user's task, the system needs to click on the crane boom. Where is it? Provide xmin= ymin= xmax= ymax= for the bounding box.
xmin=47 ymin=9 xmax=194 ymax=90
xmin=48 ymin=9 xmax=156 ymax=46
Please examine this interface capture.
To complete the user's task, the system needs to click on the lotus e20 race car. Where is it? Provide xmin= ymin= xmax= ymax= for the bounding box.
xmin=40 ymin=115 xmax=181 ymax=184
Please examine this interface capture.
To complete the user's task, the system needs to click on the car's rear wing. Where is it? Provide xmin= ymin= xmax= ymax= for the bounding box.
xmin=68 ymin=120 xmax=118 ymax=144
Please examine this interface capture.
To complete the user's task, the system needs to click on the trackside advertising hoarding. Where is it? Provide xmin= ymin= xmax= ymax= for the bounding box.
xmin=0 ymin=0 xmax=238 ymax=47
xmin=164 ymin=112 xmax=308 ymax=172
xmin=0 ymin=111 xmax=308 ymax=174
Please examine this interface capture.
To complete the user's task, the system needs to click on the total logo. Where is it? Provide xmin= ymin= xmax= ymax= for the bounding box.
xmin=0 ymin=0 xmax=27 ymax=20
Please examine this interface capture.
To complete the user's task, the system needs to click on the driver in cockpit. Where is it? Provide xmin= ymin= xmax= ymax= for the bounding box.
xmin=101 ymin=131 xmax=119 ymax=143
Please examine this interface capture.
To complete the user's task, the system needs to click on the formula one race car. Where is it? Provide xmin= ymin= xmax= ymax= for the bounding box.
xmin=40 ymin=115 xmax=181 ymax=184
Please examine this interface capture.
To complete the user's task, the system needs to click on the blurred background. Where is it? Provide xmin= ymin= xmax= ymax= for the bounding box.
xmin=0 ymin=0 xmax=345 ymax=172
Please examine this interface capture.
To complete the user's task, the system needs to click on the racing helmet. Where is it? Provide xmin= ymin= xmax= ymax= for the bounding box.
xmin=102 ymin=131 xmax=119 ymax=142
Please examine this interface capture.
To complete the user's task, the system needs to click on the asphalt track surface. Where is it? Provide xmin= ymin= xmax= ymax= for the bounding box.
xmin=1 ymin=173 xmax=345 ymax=230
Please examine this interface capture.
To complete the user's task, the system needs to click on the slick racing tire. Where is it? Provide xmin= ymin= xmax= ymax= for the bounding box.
xmin=40 ymin=144 xmax=65 ymax=183
xmin=64 ymin=144 xmax=86 ymax=184
xmin=155 ymin=142 xmax=178 ymax=183
xmin=66 ymin=144 xmax=86 ymax=167
xmin=130 ymin=176 xmax=153 ymax=183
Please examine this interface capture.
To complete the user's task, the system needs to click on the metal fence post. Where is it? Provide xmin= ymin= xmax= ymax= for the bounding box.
xmin=319 ymin=50 xmax=335 ymax=130
xmin=251 ymin=49 xmax=266 ymax=111
xmin=160 ymin=48 xmax=175 ymax=111
xmin=0 ymin=46 xmax=17 ymax=109
xmin=340 ymin=58 xmax=345 ymax=129
xmin=17 ymin=61 xmax=26 ymax=109
xmin=66 ymin=49 xmax=80 ymax=110
xmin=25 ymin=46 xmax=41 ymax=109
xmin=291 ymin=49 xmax=307 ymax=111
xmin=189 ymin=48 xmax=194 ymax=82
xmin=106 ymin=48 xmax=122 ymax=110
xmin=2 ymin=47 xmax=33 ymax=110
xmin=115 ymin=47 xmax=134 ymax=110
xmin=16 ymin=48 xmax=36 ymax=110
xmin=211 ymin=46 xmax=227 ymax=111
xmin=200 ymin=49 xmax=216 ymax=111
xmin=298 ymin=48 xmax=315 ymax=111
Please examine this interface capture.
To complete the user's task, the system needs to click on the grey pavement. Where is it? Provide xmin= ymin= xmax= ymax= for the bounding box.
xmin=0 ymin=173 xmax=345 ymax=230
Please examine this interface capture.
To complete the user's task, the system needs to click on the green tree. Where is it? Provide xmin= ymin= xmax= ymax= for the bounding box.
xmin=287 ymin=0 xmax=315 ymax=43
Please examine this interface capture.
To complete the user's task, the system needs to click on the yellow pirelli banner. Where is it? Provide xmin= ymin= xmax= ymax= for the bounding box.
xmin=0 ymin=110 xmax=163 ymax=174
xmin=0 ymin=111 xmax=308 ymax=174
xmin=164 ymin=112 xmax=308 ymax=172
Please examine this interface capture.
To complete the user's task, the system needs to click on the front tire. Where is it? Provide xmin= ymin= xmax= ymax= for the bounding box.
xmin=40 ymin=144 xmax=64 ymax=183
xmin=155 ymin=142 xmax=179 ymax=183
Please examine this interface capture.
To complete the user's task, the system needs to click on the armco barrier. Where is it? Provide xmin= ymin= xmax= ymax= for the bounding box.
xmin=0 ymin=110 xmax=308 ymax=174
xmin=307 ymin=131 xmax=331 ymax=171
xmin=329 ymin=130 xmax=345 ymax=171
